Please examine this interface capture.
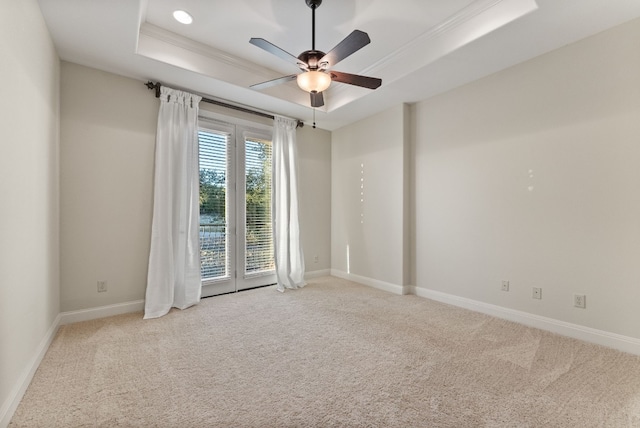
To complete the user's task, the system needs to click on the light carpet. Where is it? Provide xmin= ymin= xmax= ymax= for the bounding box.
xmin=10 ymin=276 xmax=640 ymax=427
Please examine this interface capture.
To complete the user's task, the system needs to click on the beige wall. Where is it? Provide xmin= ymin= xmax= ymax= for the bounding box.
xmin=0 ymin=0 xmax=60 ymax=421
xmin=412 ymin=18 xmax=640 ymax=338
xmin=60 ymin=62 xmax=158 ymax=311
xmin=330 ymin=17 xmax=640 ymax=341
xmin=297 ymin=125 xmax=332 ymax=273
xmin=60 ymin=63 xmax=332 ymax=312
xmin=331 ymin=105 xmax=410 ymax=289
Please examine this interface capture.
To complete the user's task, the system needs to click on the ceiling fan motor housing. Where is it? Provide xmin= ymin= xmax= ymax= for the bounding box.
xmin=297 ymin=50 xmax=328 ymax=71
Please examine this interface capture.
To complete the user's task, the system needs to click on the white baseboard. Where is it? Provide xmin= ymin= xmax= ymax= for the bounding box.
xmin=305 ymin=269 xmax=331 ymax=279
xmin=329 ymin=273 xmax=640 ymax=356
xmin=330 ymin=269 xmax=410 ymax=295
xmin=408 ymin=286 xmax=640 ymax=356
xmin=1 ymin=299 xmax=145 ymax=427
xmin=59 ymin=300 xmax=145 ymax=325
xmin=0 ymin=313 xmax=62 ymax=428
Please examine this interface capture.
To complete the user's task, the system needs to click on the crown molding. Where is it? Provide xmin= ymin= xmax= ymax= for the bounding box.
xmin=364 ymin=0 xmax=538 ymax=77
xmin=137 ymin=23 xmax=310 ymax=107
xmin=138 ymin=0 xmax=537 ymax=113
xmin=327 ymin=0 xmax=538 ymax=110
xmin=139 ymin=23 xmax=272 ymax=79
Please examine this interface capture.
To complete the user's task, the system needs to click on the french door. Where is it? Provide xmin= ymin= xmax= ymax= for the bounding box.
xmin=198 ymin=117 xmax=276 ymax=297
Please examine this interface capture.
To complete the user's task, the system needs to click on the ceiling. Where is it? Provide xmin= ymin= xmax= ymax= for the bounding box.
xmin=38 ymin=0 xmax=640 ymax=130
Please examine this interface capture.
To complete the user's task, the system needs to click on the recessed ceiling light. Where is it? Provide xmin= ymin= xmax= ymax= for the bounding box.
xmin=173 ymin=10 xmax=193 ymax=25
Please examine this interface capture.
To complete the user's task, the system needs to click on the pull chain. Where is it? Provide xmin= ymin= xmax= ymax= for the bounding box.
xmin=313 ymin=108 xmax=316 ymax=129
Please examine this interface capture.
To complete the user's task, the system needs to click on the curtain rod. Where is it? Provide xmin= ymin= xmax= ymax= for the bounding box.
xmin=145 ymin=81 xmax=303 ymax=128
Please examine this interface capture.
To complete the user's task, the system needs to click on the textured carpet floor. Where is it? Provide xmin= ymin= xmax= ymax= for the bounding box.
xmin=10 ymin=276 xmax=640 ymax=427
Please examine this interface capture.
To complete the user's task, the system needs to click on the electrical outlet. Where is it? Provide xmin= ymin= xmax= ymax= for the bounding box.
xmin=97 ymin=280 xmax=108 ymax=293
xmin=574 ymin=294 xmax=586 ymax=309
xmin=313 ymin=255 xmax=319 ymax=263
xmin=501 ymin=280 xmax=510 ymax=291
xmin=532 ymin=287 xmax=542 ymax=299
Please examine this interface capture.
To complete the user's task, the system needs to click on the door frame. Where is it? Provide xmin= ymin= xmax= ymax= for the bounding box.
xmin=198 ymin=111 xmax=276 ymax=297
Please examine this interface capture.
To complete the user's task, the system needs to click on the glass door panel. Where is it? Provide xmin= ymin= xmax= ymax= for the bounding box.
xmin=237 ymin=133 xmax=276 ymax=290
xmin=199 ymin=126 xmax=236 ymax=297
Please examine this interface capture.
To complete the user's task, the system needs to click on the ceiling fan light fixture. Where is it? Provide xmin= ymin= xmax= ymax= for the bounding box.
xmin=297 ymin=71 xmax=331 ymax=93
xmin=173 ymin=10 xmax=193 ymax=25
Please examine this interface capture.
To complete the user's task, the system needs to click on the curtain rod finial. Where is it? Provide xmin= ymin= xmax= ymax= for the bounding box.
xmin=145 ymin=81 xmax=161 ymax=98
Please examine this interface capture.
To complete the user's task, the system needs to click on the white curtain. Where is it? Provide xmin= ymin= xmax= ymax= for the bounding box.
xmin=144 ymin=87 xmax=202 ymax=319
xmin=272 ymin=116 xmax=306 ymax=292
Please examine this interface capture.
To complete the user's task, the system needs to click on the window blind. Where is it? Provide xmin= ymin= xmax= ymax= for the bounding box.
xmin=198 ymin=130 xmax=230 ymax=280
xmin=244 ymin=137 xmax=274 ymax=276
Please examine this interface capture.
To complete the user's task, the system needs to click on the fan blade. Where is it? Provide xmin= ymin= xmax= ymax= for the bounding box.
xmin=330 ymin=71 xmax=381 ymax=90
xmin=310 ymin=91 xmax=324 ymax=108
xmin=320 ymin=30 xmax=370 ymax=68
xmin=251 ymin=74 xmax=298 ymax=90
xmin=250 ymin=38 xmax=307 ymax=69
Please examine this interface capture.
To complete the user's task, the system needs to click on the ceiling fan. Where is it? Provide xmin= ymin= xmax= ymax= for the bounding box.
xmin=249 ymin=0 xmax=382 ymax=108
